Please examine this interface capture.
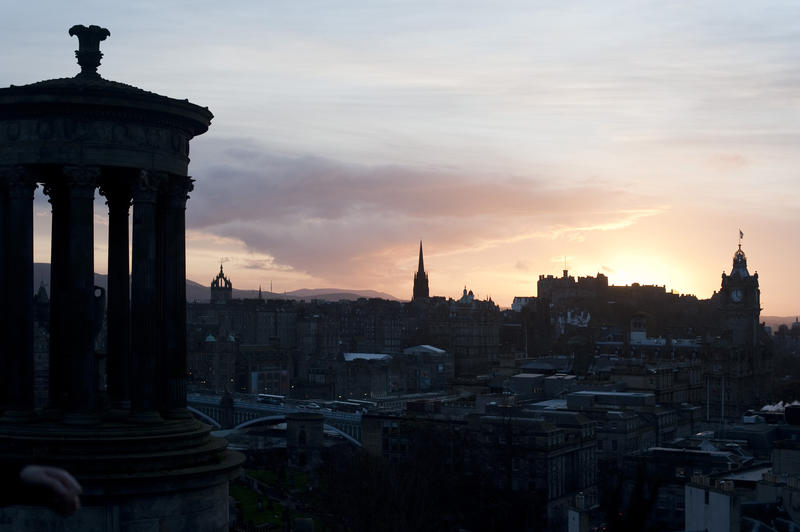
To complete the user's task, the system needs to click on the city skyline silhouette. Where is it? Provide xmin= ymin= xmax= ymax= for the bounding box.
xmin=3 ymin=3 xmax=798 ymax=316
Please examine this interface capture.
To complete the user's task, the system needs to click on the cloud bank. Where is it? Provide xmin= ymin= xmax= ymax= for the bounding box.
xmin=187 ymin=137 xmax=665 ymax=286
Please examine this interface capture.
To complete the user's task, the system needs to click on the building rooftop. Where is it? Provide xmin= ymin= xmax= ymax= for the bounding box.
xmin=402 ymin=345 xmax=447 ymax=354
xmin=571 ymin=390 xmax=654 ymax=399
xmin=528 ymin=399 xmax=568 ymax=410
xmin=343 ymin=353 xmax=392 ymax=362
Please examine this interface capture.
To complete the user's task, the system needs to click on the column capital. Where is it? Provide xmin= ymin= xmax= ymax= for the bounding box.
xmin=63 ymin=165 xmax=100 ymax=198
xmin=0 ymin=165 xmax=38 ymax=197
xmin=133 ymin=170 xmax=166 ymax=204
xmin=42 ymin=181 xmax=65 ymax=205
xmin=98 ymin=179 xmax=133 ymax=208
xmin=163 ymin=176 xmax=194 ymax=208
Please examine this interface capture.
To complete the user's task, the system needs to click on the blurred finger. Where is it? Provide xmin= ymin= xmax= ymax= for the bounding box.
xmin=39 ymin=473 xmax=71 ymax=500
xmin=47 ymin=469 xmax=83 ymax=495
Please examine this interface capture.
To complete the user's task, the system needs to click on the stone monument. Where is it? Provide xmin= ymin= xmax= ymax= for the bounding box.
xmin=0 ymin=25 xmax=242 ymax=530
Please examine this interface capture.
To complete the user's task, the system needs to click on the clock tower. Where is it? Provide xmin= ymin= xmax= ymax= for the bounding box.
xmin=719 ymin=244 xmax=761 ymax=346
xmin=706 ymin=241 xmax=771 ymax=421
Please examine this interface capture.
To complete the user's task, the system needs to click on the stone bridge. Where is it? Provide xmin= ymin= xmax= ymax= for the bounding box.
xmin=187 ymin=394 xmax=363 ymax=445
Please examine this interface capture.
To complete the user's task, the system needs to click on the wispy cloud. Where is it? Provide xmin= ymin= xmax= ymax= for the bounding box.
xmin=186 ymin=137 xmax=665 ymax=283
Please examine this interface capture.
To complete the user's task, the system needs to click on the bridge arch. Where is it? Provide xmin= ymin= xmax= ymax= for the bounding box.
xmin=320 ymin=424 xmax=362 ymax=447
xmin=187 ymin=406 xmax=221 ymax=429
xmin=232 ymin=416 xmax=362 ymax=447
xmin=234 ymin=416 xmax=285 ymax=430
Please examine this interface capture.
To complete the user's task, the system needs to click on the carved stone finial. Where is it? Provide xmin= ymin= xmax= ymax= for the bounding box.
xmin=68 ymin=24 xmax=111 ymax=79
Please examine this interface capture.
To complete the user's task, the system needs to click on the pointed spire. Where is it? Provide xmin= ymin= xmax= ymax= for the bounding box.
xmin=211 ymin=263 xmax=232 ymax=302
xmin=412 ymin=240 xmax=430 ymax=301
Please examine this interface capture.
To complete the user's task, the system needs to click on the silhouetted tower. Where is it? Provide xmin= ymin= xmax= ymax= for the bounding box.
xmin=33 ymin=282 xmax=49 ymax=328
xmin=413 ymin=240 xmax=429 ymax=301
xmin=210 ymin=263 xmax=232 ymax=303
xmin=286 ymin=412 xmax=324 ymax=470
xmin=719 ymin=244 xmax=761 ymax=346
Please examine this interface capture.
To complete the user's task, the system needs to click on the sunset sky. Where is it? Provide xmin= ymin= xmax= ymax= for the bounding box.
xmin=3 ymin=2 xmax=799 ymax=316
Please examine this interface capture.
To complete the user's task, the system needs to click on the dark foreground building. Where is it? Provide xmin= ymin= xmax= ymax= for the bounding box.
xmin=0 ymin=26 xmax=242 ymax=529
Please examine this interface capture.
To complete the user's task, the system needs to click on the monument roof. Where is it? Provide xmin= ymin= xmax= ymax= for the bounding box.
xmin=0 ymin=25 xmax=212 ymax=137
xmin=0 ymin=76 xmax=212 ymax=137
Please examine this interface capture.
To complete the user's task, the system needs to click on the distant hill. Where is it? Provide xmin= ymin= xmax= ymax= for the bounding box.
xmin=34 ymin=263 xmax=109 ymax=294
xmin=282 ymin=288 xmax=400 ymax=300
xmin=189 ymin=283 xmax=401 ymax=303
xmin=34 ymin=263 xmax=400 ymax=303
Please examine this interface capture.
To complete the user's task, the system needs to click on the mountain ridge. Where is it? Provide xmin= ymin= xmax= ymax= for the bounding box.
xmin=33 ymin=263 xmax=401 ymax=303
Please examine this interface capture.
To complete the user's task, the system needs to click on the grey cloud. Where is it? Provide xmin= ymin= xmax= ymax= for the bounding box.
xmin=186 ymin=137 xmax=662 ymax=281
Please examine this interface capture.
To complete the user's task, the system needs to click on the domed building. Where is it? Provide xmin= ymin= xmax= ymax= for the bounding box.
xmin=0 ymin=25 xmax=242 ymax=530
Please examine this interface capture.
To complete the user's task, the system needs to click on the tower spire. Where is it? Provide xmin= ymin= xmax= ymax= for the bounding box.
xmin=412 ymin=240 xmax=429 ymax=301
xmin=210 ymin=264 xmax=232 ymax=303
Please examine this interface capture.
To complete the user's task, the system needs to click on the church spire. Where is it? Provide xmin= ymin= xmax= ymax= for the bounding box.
xmin=412 ymin=240 xmax=429 ymax=301
xmin=210 ymin=263 xmax=232 ymax=303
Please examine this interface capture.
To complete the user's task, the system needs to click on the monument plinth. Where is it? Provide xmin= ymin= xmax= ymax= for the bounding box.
xmin=0 ymin=25 xmax=242 ymax=530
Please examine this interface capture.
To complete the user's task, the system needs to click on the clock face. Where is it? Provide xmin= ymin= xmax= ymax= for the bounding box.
xmin=731 ymin=289 xmax=743 ymax=303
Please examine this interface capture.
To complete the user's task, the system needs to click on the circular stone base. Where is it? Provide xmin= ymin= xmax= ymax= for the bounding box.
xmin=0 ymin=479 xmax=233 ymax=532
xmin=0 ymin=418 xmax=243 ymax=531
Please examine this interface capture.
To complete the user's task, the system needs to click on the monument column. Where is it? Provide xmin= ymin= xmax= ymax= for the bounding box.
xmin=161 ymin=176 xmax=193 ymax=418
xmin=43 ymin=180 xmax=68 ymax=412
xmin=99 ymin=179 xmax=132 ymax=413
xmin=130 ymin=170 xmax=164 ymax=422
xmin=61 ymin=165 xmax=100 ymax=423
xmin=0 ymin=166 xmax=37 ymax=416
xmin=0 ymin=176 xmax=7 ymax=411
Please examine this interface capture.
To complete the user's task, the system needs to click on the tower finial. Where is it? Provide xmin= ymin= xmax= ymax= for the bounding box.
xmin=68 ymin=25 xmax=110 ymax=79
